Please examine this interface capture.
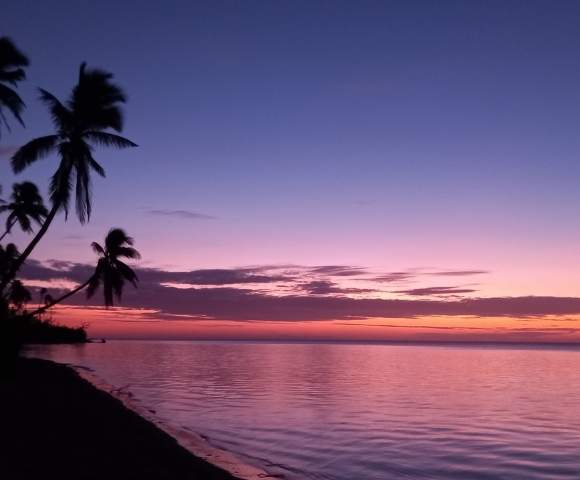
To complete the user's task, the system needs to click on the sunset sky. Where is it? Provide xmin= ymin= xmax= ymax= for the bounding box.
xmin=3 ymin=0 xmax=580 ymax=341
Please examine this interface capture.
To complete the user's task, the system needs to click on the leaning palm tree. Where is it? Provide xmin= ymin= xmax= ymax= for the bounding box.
xmin=0 ymin=182 xmax=48 ymax=242
xmin=0 ymin=37 xmax=29 ymax=136
xmin=31 ymin=228 xmax=140 ymax=316
xmin=1 ymin=63 xmax=136 ymax=293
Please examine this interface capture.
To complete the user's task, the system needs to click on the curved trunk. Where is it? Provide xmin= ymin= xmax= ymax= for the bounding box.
xmin=30 ymin=277 xmax=92 ymax=317
xmin=0 ymin=218 xmax=17 ymax=243
xmin=0 ymin=202 xmax=60 ymax=294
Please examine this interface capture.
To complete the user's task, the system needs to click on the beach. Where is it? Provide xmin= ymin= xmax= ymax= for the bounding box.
xmin=0 ymin=357 xmax=257 ymax=480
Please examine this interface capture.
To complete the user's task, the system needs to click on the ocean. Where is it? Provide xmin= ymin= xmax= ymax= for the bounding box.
xmin=27 ymin=341 xmax=580 ymax=479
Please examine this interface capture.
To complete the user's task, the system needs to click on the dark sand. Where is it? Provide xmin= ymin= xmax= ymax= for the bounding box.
xmin=0 ymin=358 xmax=241 ymax=479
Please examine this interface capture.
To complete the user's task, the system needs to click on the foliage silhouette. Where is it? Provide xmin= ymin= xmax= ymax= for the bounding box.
xmin=1 ymin=63 xmax=136 ymax=294
xmin=0 ymin=182 xmax=48 ymax=242
xmin=0 ymin=243 xmax=20 ymax=284
xmin=0 ymin=37 xmax=29 ymax=136
xmin=7 ymin=279 xmax=31 ymax=312
xmin=32 ymin=228 xmax=140 ymax=316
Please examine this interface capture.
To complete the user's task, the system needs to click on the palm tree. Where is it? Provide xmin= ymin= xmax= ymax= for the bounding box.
xmin=1 ymin=63 xmax=136 ymax=293
xmin=0 ymin=37 xmax=29 ymax=136
xmin=0 ymin=243 xmax=20 ymax=284
xmin=31 ymin=228 xmax=140 ymax=316
xmin=0 ymin=182 xmax=48 ymax=242
xmin=8 ymin=279 xmax=31 ymax=312
xmin=0 ymin=243 xmax=21 ymax=309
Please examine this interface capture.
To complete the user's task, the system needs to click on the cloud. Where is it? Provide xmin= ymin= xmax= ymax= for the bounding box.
xmin=431 ymin=270 xmax=488 ymax=277
xmin=299 ymin=280 xmax=374 ymax=295
xmin=77 ymin=287 xmax=580 ymax=322
xmin=145 ymin=209 xmax=216 ymax=220
xmin=370 ymin=272 xmax=416 ymax=283
xmin=336 ymin=322 xmax=490 ymax=331
xmin=156 ymin=268 xmax=293 ymax=285
xmin=309 ymin=265 xmax=367 ymax=277
xmin=19 ymin=259 xmax=580 ymax=321
xmin=22 ymin=260 xmax=93 ymax=283
xmin=22 ymin=260 xmax=580 ymax=324
xmin=396 ymin=286 xmax=478 ymax=296
xmin=368 ymin=270 xmax=488 ymax=283
xmin=21 ymin=261 xmax=293 ymax=286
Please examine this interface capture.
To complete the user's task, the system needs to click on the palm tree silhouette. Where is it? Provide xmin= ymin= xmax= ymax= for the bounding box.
xmin=0 ymin=243 xmax=20 ymax=282
xmin=31 ymin=228 xmax=140 ymax=316
xmin=0 ymin=243 xmax=21 ymax=308
xmin=0 ymin=182 xmax=48 ymax=242
xmin=8 ymin=279 xmax=31 ymax=313
xmin=2 ymin=63 xmax=136 ymax=292
xmin=0 ymin=37 xmax=29 ymax=136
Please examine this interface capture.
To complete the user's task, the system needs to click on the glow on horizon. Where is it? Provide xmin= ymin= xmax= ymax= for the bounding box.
xmin=46 ymin=306 xmax=580 ymax=344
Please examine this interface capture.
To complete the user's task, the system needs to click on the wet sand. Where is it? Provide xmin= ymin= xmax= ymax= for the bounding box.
xmin=0 ymin=358 xmax=247 ymax=480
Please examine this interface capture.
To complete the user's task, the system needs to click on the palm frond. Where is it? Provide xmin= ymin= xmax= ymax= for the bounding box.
xmin=88 ymin=157 xmax=106 ymax=177
xmin=85 ymin=131 xmax=137 ymax=149
xmin=0 ymin=83 xmax=25 ymax=126
xmin=38 ymin=89 xmax=72 ymax=129
xmin=49 ymin=160 xmax=72 ymax=215
xmin=74 ymin=156 xmax=92 ymax=223
xmin=111 ymin=270 xmax=124 ymax=302
xmin=115 ymin=246 xmax=141 ymax=259
xmin=0 ymin=68 xmax=26 ymax=85
xmin=105 ymin=228 xmax=133 ymax=251
xmin=15 ymin=212 xmax=32 ymax=233
xmin=71 ymin=63 xmax=127 ymax=132
xmin=11 ymin=135 xmax=59 ymax=173
xmin=116 ymin=260 xmax=138 ymax=287
xmin=5 ymin=211 xmax=16 ymax=232
xmin=0 ymin=37 xmax=29 ymax=70
xmin=91 ymin=242 xmax=105 ymax=256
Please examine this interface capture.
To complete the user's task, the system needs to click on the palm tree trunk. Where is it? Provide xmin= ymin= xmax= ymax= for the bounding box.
xmin=30 ymin=277 xmax=92 ymax=317
xmin=0 ymin=202 xmax=60 ymax=294
xmin=0 ymin=218 xmax=17 ymax=243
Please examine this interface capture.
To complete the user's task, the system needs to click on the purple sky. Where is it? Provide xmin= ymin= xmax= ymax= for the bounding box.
xmin=2 ymin=1 xmax=580 ymax=339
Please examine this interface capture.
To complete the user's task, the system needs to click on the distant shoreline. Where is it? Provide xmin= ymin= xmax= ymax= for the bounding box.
xmin=88 ymin=338 xmax=580 ymax=350
xmin=1 ymin=357 xmax=269 ymax=480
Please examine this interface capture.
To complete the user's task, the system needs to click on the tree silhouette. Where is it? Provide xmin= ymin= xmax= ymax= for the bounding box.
xmin=31 ymin=228 xmax=140 ymax=316
xmin=0 ymin=243 xmax=20 ymax=282
xmin=0 ymin=37 xmax=29 ymax=136
xmin=8 ymin=279 xmax=31 ymax=312
xmin=0 ymin=243 xmax=23 ymax=310
xmin=1 ymin=63 xmax=136 ymax=293
xmin=0 ymin=182 xmax=48 ymax=242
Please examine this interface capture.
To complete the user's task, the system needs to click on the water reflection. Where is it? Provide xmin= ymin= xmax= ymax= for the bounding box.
xmin=27 ymin=341 xmax=580 ymax=480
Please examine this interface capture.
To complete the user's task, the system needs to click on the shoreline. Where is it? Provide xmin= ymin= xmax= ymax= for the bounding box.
xmin=71 ymin=363 xmax=272 ymax=480
xmin=1 ymin=357 xmax=273 ymax=480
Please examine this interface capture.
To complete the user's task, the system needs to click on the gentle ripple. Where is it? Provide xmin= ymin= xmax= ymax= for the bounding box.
xmin=27 ymin=341 xmax=580 ymax=480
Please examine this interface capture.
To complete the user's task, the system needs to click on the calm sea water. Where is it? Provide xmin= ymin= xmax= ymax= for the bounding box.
xmin=27 ymin=341 xmax=580 ymax=480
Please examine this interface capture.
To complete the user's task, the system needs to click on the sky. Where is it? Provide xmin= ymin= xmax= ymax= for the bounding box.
xmin=3 ymin=0 xmax=580 ymax=341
